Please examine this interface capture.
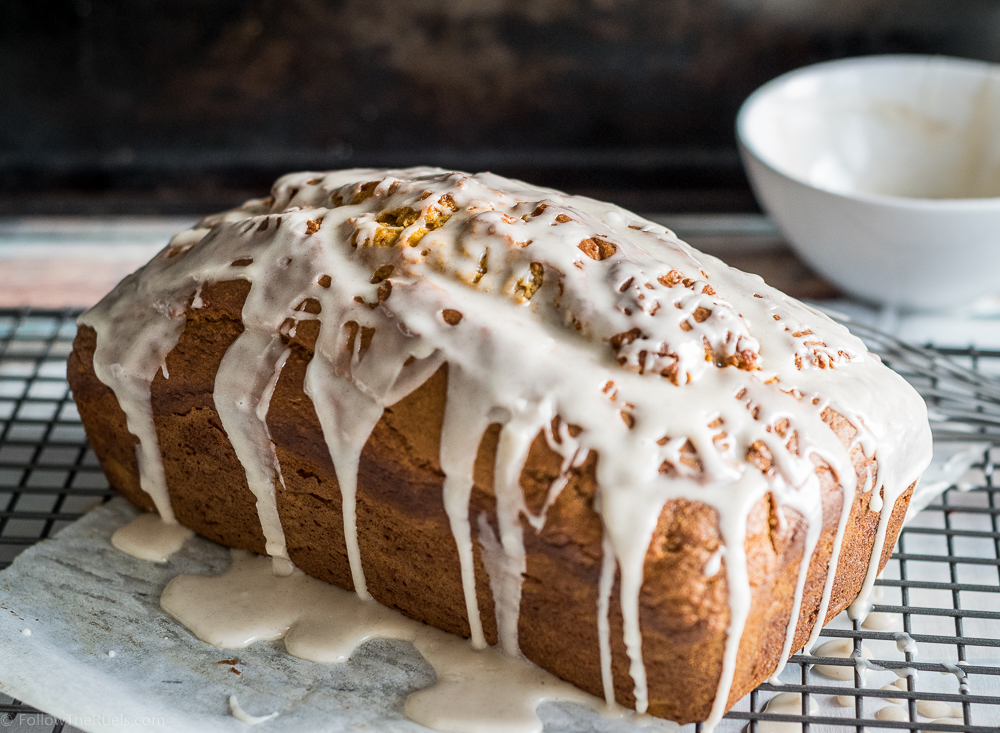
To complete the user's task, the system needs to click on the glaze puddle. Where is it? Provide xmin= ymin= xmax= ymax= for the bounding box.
xmin=111 ymin=512 xmax=193 ymax=563
xmin=163 ymin=550 xmax=604 ymax=733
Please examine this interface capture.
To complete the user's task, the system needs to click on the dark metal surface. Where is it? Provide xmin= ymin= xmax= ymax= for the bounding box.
xmin=5 ymin=1 xmax=1000 ymax=213
xmin=0 ymin=309 xmax=110 ymax=733
xmin=1 ymin=308 xmax=999 ymax=731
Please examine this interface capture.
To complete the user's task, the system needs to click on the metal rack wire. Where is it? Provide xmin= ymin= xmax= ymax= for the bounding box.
xmin=0 ymin=308 xmax=113 ymax=733
xmin=0 ymin=307 xmax=998 ymax=732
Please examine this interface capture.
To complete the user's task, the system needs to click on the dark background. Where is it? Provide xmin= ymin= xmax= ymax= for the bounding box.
xmin=2 ymin=0 xmax=999 ymax=214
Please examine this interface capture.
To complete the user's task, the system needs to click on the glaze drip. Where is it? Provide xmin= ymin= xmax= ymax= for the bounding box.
xmin=80 ymin=167 xmax=933 ymax=729
xmin=110 ymin=513 xmax=193 ymax=563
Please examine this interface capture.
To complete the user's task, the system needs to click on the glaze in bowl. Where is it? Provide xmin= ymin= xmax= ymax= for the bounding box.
xmin=737 ymin=55 xmax=1000 ymax=309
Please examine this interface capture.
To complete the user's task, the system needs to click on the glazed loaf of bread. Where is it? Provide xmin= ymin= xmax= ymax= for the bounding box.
xmin=68 ymin=169 xmax=932 ymax=726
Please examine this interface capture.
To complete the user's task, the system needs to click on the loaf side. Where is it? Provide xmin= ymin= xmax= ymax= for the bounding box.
xmin=69 ymin=277 xmax=912 ymax=723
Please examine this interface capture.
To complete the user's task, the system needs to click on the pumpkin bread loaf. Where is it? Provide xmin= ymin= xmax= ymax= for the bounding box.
xmin=68 ymin=168 xmax=932 ymax=725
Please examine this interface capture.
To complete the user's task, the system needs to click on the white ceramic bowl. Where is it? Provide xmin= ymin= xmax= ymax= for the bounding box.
xmin=737 ymin=55 xmax=1000 ymax=310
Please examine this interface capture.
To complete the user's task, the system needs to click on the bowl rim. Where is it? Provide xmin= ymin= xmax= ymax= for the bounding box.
xmin=736 ymin=53 xmax=1000 ymax=211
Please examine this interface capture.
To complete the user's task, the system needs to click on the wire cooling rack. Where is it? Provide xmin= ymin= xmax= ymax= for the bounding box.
xmin=0 ymin=307 xmax=998 ymax=733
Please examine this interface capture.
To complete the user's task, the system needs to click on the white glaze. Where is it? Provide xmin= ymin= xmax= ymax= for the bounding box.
xmin=942 ymin=663 xmax=971 ymax=694
xmin=876 ymin=705 xmax=907 ymax=722
xmin=111 ymin=512 xmax=193 ymax=563
xmin=703 ymin=546 xmax=725 ymax=577
xmin=880 ymin=684 xmax=905 ymax=704
xmin=80 ymin=168 xmax=933 ymax=729
xmin=853 ymin=653 xmax=885 ymax=687
xmin=757 ymin=692 xmax=818 ymax=733
xmin=214 ymin=328 xmax=295 ymax=576
xmin=810 ymin=639 xmax=873 ymax=681
xmin=20 ymin=628 xmax=30 ymax=636
xmin=922 ymin=720 xmax=960 ymax=731
xmin=848 ymin=502 xmax=895 ymax=621
xmin=894 ymin=631 xmax=918 ymax=656
xmin=229 ymin=695 xmax=278 ymax=725
xmin=78 ymin=297 xmax=188 ymax=524
xmin=801 ymin=478 xmax=857 ymax=656
xmin=597 ymin=533 xmax=618 ymax=706
xmin=861 ymin=611 xmax=901 ymax=631
xmin=917 ymin=700 xmax=955 ymax=719
xmin=164 ymin=550 xmax=599 ymax=733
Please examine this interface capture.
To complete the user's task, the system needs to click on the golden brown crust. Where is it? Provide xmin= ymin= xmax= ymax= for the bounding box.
xmin=68 ymin=279 xmax=913 ymax=723
xmin=68 ymin=328 xmax=151 ymax=514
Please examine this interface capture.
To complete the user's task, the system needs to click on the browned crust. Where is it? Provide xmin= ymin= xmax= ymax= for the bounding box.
xmin=67 ymin=280 xmax=913 ymax=723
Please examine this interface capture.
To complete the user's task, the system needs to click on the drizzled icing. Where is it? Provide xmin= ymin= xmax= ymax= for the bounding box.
xmin=228 ymin=695 xmax=278 ymax=725
xmin=78 ymin=167 xmax=932 ymax=729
